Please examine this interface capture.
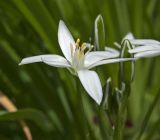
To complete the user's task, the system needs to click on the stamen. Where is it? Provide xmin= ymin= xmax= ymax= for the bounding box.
xmin=81 ymin=43 xmax=86 ymax=51
xmin=85 ymin=45 xmax=94 ymax=54
xmin=76 ymin=38 xmax=80 ymax=48
xmin=75 ymin=38 xmax=93 ymax=55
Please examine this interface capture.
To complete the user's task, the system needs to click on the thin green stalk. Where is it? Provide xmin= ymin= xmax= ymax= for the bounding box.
xmin=134 ymin=89 xmax=160 ymax=140
xmin=113 ymin=85 xmax=129 ymax=140
xmin=75 ymin=78 xmax=90 ymax=140
xmin=98 ymin=108 xmax=112 ymax=140
xmin=113 ymin=99 xmax=127 ymax=140
xmin=113 ymin=110 xmax=121 ymax=140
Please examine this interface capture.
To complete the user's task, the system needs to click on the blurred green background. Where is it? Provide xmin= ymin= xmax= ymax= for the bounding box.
xmin=0 ymin=0 xmax=160 ymax=140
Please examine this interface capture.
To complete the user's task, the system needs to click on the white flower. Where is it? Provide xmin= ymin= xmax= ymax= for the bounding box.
xmin=124 ymin=33 xmax=160 ymax=58
xmin=19 ymin=20 xmax=132 ymax=105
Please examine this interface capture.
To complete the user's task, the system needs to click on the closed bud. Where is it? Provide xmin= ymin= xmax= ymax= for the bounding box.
xmin=119 ymin=39 xmax=135 ymax=84
xmin=101 ymin=77 xmax=112 ymax=109
xmin=94 ymin=14 xmax=105 ymax=50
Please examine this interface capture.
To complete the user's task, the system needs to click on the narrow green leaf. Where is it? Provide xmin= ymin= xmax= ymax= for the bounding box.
xmin=0 ymin=109 xmax=50 ymax=130
xmin=11 ymin=0 xmax=56 ymax=52
xmin=133 ymin=89 xmax=160 ymax=140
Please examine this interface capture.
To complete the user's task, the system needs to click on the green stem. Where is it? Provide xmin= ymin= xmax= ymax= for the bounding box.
xmin=113 ymin=85 xmax=129 ymax=140
xmin=113 ymin=100 xmax=127 ymax=140
xmin=99 ymin=108 xmax=112 ymax=140
xmin=134 ymin=89 xmax=160 ymax=140
xmin=75 ymin=78 xmax=90 ymax=140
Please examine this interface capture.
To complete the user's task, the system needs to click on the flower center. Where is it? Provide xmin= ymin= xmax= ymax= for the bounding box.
xmin=71 ymin=38 xmax=93 ymax=71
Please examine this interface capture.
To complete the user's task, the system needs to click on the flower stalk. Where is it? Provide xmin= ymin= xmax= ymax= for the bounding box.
xmin=75 ymin=78 xmax=90 ymax=140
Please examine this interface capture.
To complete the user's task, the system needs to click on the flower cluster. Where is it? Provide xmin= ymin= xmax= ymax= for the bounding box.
xmin=19 ymin=21 xmax=160 ymax=105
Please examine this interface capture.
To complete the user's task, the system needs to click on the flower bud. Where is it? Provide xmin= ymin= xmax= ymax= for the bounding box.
xmin=94 ymin=14 xmax=105 ymax=50
xmin=119 ymin=39 xmax=135 ymax=84
xmin=101 ymin=77 xmax=112 ymax=109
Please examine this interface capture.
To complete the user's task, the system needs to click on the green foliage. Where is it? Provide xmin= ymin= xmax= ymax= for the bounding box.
xmin=0 ymin=0 xmax=160 ymax=139
xmin=0 ymin=109 xmax=50 ymax=129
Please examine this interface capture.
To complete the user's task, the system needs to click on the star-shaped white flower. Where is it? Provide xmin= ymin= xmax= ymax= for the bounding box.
xmin=19 ymin=20 xmax=131 ymax=104
xmin=124 ymin=33 xmax=160 ymax=58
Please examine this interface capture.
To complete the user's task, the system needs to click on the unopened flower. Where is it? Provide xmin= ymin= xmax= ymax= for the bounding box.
xmin=124 ymin=33 xmax=160 ymax=58
xmin=19 ymin=20 xmax=131 ymax=104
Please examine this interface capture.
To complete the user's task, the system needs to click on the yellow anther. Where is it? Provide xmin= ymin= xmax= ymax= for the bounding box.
xmin=81 ymin=43 xmax=86 ymax=51
xmin=81 ymin=43 xmax=86 ymax=47
xmin=77 ymin=38 xmax=80 ymax=43
xmin=76 ymin=38 xmax=80 ymax=48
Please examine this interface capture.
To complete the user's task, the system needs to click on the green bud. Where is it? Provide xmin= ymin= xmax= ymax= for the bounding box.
xmin=101 ymin=77 xmax=112 ymax=109
xmin=107 ymin=88 xmax=122 ymax=123
xmin=94 ymin=14 xmax=105 ymax=50
xmin=112 ymin=88 xmax=122 ymax=113
xmin=119 ymin=39 xmax=135 ymax=84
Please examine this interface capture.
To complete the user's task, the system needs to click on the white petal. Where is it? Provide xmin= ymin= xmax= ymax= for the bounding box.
xmin=130 ymin=39 xmax=160 ymax=45
xmin=19 ymin=55 xmax=47 ymax=65
xmin=41 ymin=55 xmax=71 ymax=68
xmin=134 ymin=50 xmax=160 ymax=58
xmin=129 ymin=45 xmax=160 ymax=53
xmin=78 ymin=70 xmax=103 ymax=104
xmin=85 ymin=51 xmax=119 ymax=67
xmin=87 ymin=58 xmax=134 ymax=69
xmin=19 ymin=55 xmax=71 ymax=68
xmin=58 ymin=20 xmax=75 ymax=62
xmin=104 ymin=47 xmax=120 ymax=55
xmin=123 ymin=32 xmax=135 ymax=40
